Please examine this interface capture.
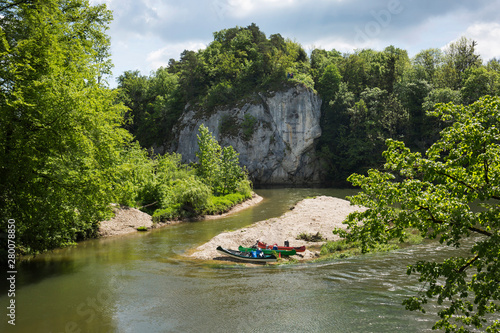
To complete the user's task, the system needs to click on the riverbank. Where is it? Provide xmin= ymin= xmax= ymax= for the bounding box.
xmin=98 ymin=193 xmax=264 ymax=237
xmin=189 ymin=196 xmax=365 ymax=261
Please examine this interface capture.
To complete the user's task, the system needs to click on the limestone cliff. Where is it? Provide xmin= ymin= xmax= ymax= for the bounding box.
xmin=170 ymin=84 xmax=323 ymax=185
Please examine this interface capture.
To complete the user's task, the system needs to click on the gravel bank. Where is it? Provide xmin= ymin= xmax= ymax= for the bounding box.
xmin=98 ymin=193 xmax=264 ymax=237
xmin=189 ymin=196 xmax=365 ymax=261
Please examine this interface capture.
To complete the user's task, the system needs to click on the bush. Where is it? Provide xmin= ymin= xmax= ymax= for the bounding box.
xmin=241 ymin=114 xmax=257 ymax=140
xmin=297 ymin=231 xmax=325 ymax=242
xmin=152 ymin=204 xmax=183 ymax=222
xmin=236 ymin=179 xmax=253 ymax=197
xmin=204 ymin=192 xmax=248 ymax=215
xmin=319 ymin=239 xmax=398 ymax=258
xmin=290 ymin=73 xmax=316 ymax=92
xmin=172 ymin=177 xmax=211 ymax=212
xmin=320 ymin=239 xmax=361 ymax=255
xmin=136 ymin=181 xmax=169 ymax=214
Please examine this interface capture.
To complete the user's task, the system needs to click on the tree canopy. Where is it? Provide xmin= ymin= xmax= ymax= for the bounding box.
xmin=334 ymin=96 xmax=500 ymax=332
xmin=0 ymin=1 xmax=252 ymax=254
xmin=0 ymin=0 xmax=130 ymax=253
xmin=196 ymin=124 xmax=247 ymax=196
xmin=116 ymin=26 xmax=500 ymax=187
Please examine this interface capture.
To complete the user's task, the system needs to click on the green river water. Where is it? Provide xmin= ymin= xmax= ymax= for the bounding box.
xmin=2 ymin=188 xmax=463 ymax=332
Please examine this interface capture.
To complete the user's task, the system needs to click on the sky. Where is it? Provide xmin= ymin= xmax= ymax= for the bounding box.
xmin=90 ymin=0 xmax=500 ymax=87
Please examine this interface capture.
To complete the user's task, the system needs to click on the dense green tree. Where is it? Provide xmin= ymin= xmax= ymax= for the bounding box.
xmin=335 ymin=96 xmax=500 ymax=332
xmin=338 ymin=52 xmax=369 ymax=96
xmin=220 ymin=145 xmax=246 ymax=195
xmin=195 ymin=124 xmax=247 ymax=196
xmin=461 ymin=67 xmax=500 ymax=105
xmin=423 ymin=88 xmax=462 ymax=112
xmin=165 ymin=24 xmax=311 ymax=112
xmin=437 ymin=37 xmax=482 ymax=89
xmin=0 ymin=0 xmax=130 ymax=253
xmin=196 ymin=124 xmax=223 ymax=191
xmin=114 ymin=25 xmax=498 ymax=191
xmin=310 ymin=48 xmax=342 ymax=83
xmin=345 ymin=88 xmax=409 ymax=171
xmin=486 ymin=58 xmax=500 ymax=73
xmin=353 ymin=47 xmax=409 ymax=94
xmin=116 ymin=67 xmax=180 ymax=147
xmin=168 ymin=49 xmax=207 ymax=102
xmin=318 ymin=86 xmax=409 ymax=184
xmin=316 ymin=63 xmax=342 ymax=103
xmin=394 ymin=78 xmax=433 ymax=150
xmin=382 ymin=45 xmax=411 ymax=93
xmin=412 ymin=48 xmax=443 ymax=83
xmin=116 ymin=70 xmax=150 ymax=132
xmin=317 ymin=82 xmax=355 ymax=184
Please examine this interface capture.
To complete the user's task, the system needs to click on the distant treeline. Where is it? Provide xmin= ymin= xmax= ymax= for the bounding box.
xmin=117 ymin=24 xmax=500 ymax=185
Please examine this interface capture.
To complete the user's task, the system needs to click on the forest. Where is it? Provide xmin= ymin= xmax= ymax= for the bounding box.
xmin=1 ymin=2 xmax=499 ymax=253
xmin=116 ymin=23 xmax=500 ymax=184
xmin=2 ymin=2 xmax=499 ymax=331
xmin=0 ymin=1 xmax=251 ymax=254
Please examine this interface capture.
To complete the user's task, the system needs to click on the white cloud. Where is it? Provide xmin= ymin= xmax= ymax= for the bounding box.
xmin=308 ymin=36 xmax=365 ymax=54
xmin=464 ymin=22 xmax=500 ymax=61
xmin=146 ymin=41 xmax=208 ymax=70
xmin=226 ymin=0 xmax=298 ymax=18
xmin=87 ymin=0 xmax=500 ymax=87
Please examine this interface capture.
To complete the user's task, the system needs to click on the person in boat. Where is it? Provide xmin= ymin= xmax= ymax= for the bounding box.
xmin=251 ymin=249 xmax=264 ymax=258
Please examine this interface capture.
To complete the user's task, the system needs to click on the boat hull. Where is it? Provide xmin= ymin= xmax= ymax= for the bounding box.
xmin=257 ymin=241 xmax=306 ymax=252
xmin=238 ymin=246 xmax=296 ymax=256
xmin=216 ymin=246 xmax=277 ymax=262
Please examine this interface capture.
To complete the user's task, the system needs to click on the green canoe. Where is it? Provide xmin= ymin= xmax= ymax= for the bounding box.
xmin=238 ymin=246 xmax=296 ymax=256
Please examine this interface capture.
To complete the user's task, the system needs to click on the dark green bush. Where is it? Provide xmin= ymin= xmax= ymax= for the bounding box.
xmin=203 ymin=192 xmax=249 ymax=215
xmin=152 ymin=204 xmax=183 ymax=222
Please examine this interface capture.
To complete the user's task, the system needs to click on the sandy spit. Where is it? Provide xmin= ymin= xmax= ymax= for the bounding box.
xmin=98 ymin=193 xmax=264 ymax=237
xmin=189 ymin=196 xmax=365 ymax=261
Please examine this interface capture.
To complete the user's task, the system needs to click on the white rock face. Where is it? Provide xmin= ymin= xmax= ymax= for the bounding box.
xmin=170 ymin=85 xmax=323 ymax=184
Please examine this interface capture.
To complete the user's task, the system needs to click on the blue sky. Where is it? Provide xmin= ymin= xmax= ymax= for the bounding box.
xmin=90 ymin=0 xmax=500 ymax=87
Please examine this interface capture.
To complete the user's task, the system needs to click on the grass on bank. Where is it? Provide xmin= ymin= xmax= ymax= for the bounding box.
xmin=152 ymin=191 xmax=252 ymax=222
xmin=314 ymin=229 xmax=424 ymax=262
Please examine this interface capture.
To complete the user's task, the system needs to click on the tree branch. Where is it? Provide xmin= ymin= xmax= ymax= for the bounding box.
xmin=435 ymin=170 xmax=477 ymax=193
xmin=137 ymin=201 xmax=158 ymax=209
xmin=420 ymin=205 xmax=493 ymax=237
xmin=435 ymin=168 xmax=500 ymax=201
xmin=458 ymin=255 xmax=479 ymax=273
xmin=468 ymin=226 xmax=492 ymax=237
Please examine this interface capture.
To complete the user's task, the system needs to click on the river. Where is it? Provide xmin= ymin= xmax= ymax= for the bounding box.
xmin=2 ymin=188 xmax=459 ymax=332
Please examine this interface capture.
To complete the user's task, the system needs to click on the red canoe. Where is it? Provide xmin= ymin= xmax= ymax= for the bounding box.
xmin=257 ymin=241 xmax=306 ymax=252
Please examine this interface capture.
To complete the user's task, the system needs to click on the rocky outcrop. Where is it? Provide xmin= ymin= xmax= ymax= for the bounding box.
xmin=169 ymin=84 xmax=323 ymax=185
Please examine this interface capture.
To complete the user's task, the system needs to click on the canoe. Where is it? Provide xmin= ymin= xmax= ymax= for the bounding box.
xmin=238 ymin=246 xmax=296 ymax=256
xmin=216 ymin=246 xmax=277 ymax=263
xmin=257 ymin=241 xmax=306 ymax=252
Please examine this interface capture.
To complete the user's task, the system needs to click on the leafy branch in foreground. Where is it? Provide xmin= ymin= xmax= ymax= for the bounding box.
xmin=0 ymin=0 xmax=125 ymax=254
xmin=334 ymin=96 xmax=500 ymax=332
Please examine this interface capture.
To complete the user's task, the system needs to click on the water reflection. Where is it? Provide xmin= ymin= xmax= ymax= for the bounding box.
xmin=0 ymin=188 xmax=471 ymax=332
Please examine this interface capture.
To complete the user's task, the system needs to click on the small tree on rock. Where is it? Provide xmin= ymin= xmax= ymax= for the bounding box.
xmin=195 ymin=124 xmax=246 ymax=195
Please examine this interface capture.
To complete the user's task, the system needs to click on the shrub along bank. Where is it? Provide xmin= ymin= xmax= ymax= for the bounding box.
xmin=124 ymin=125 xmax=252 ymax=224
